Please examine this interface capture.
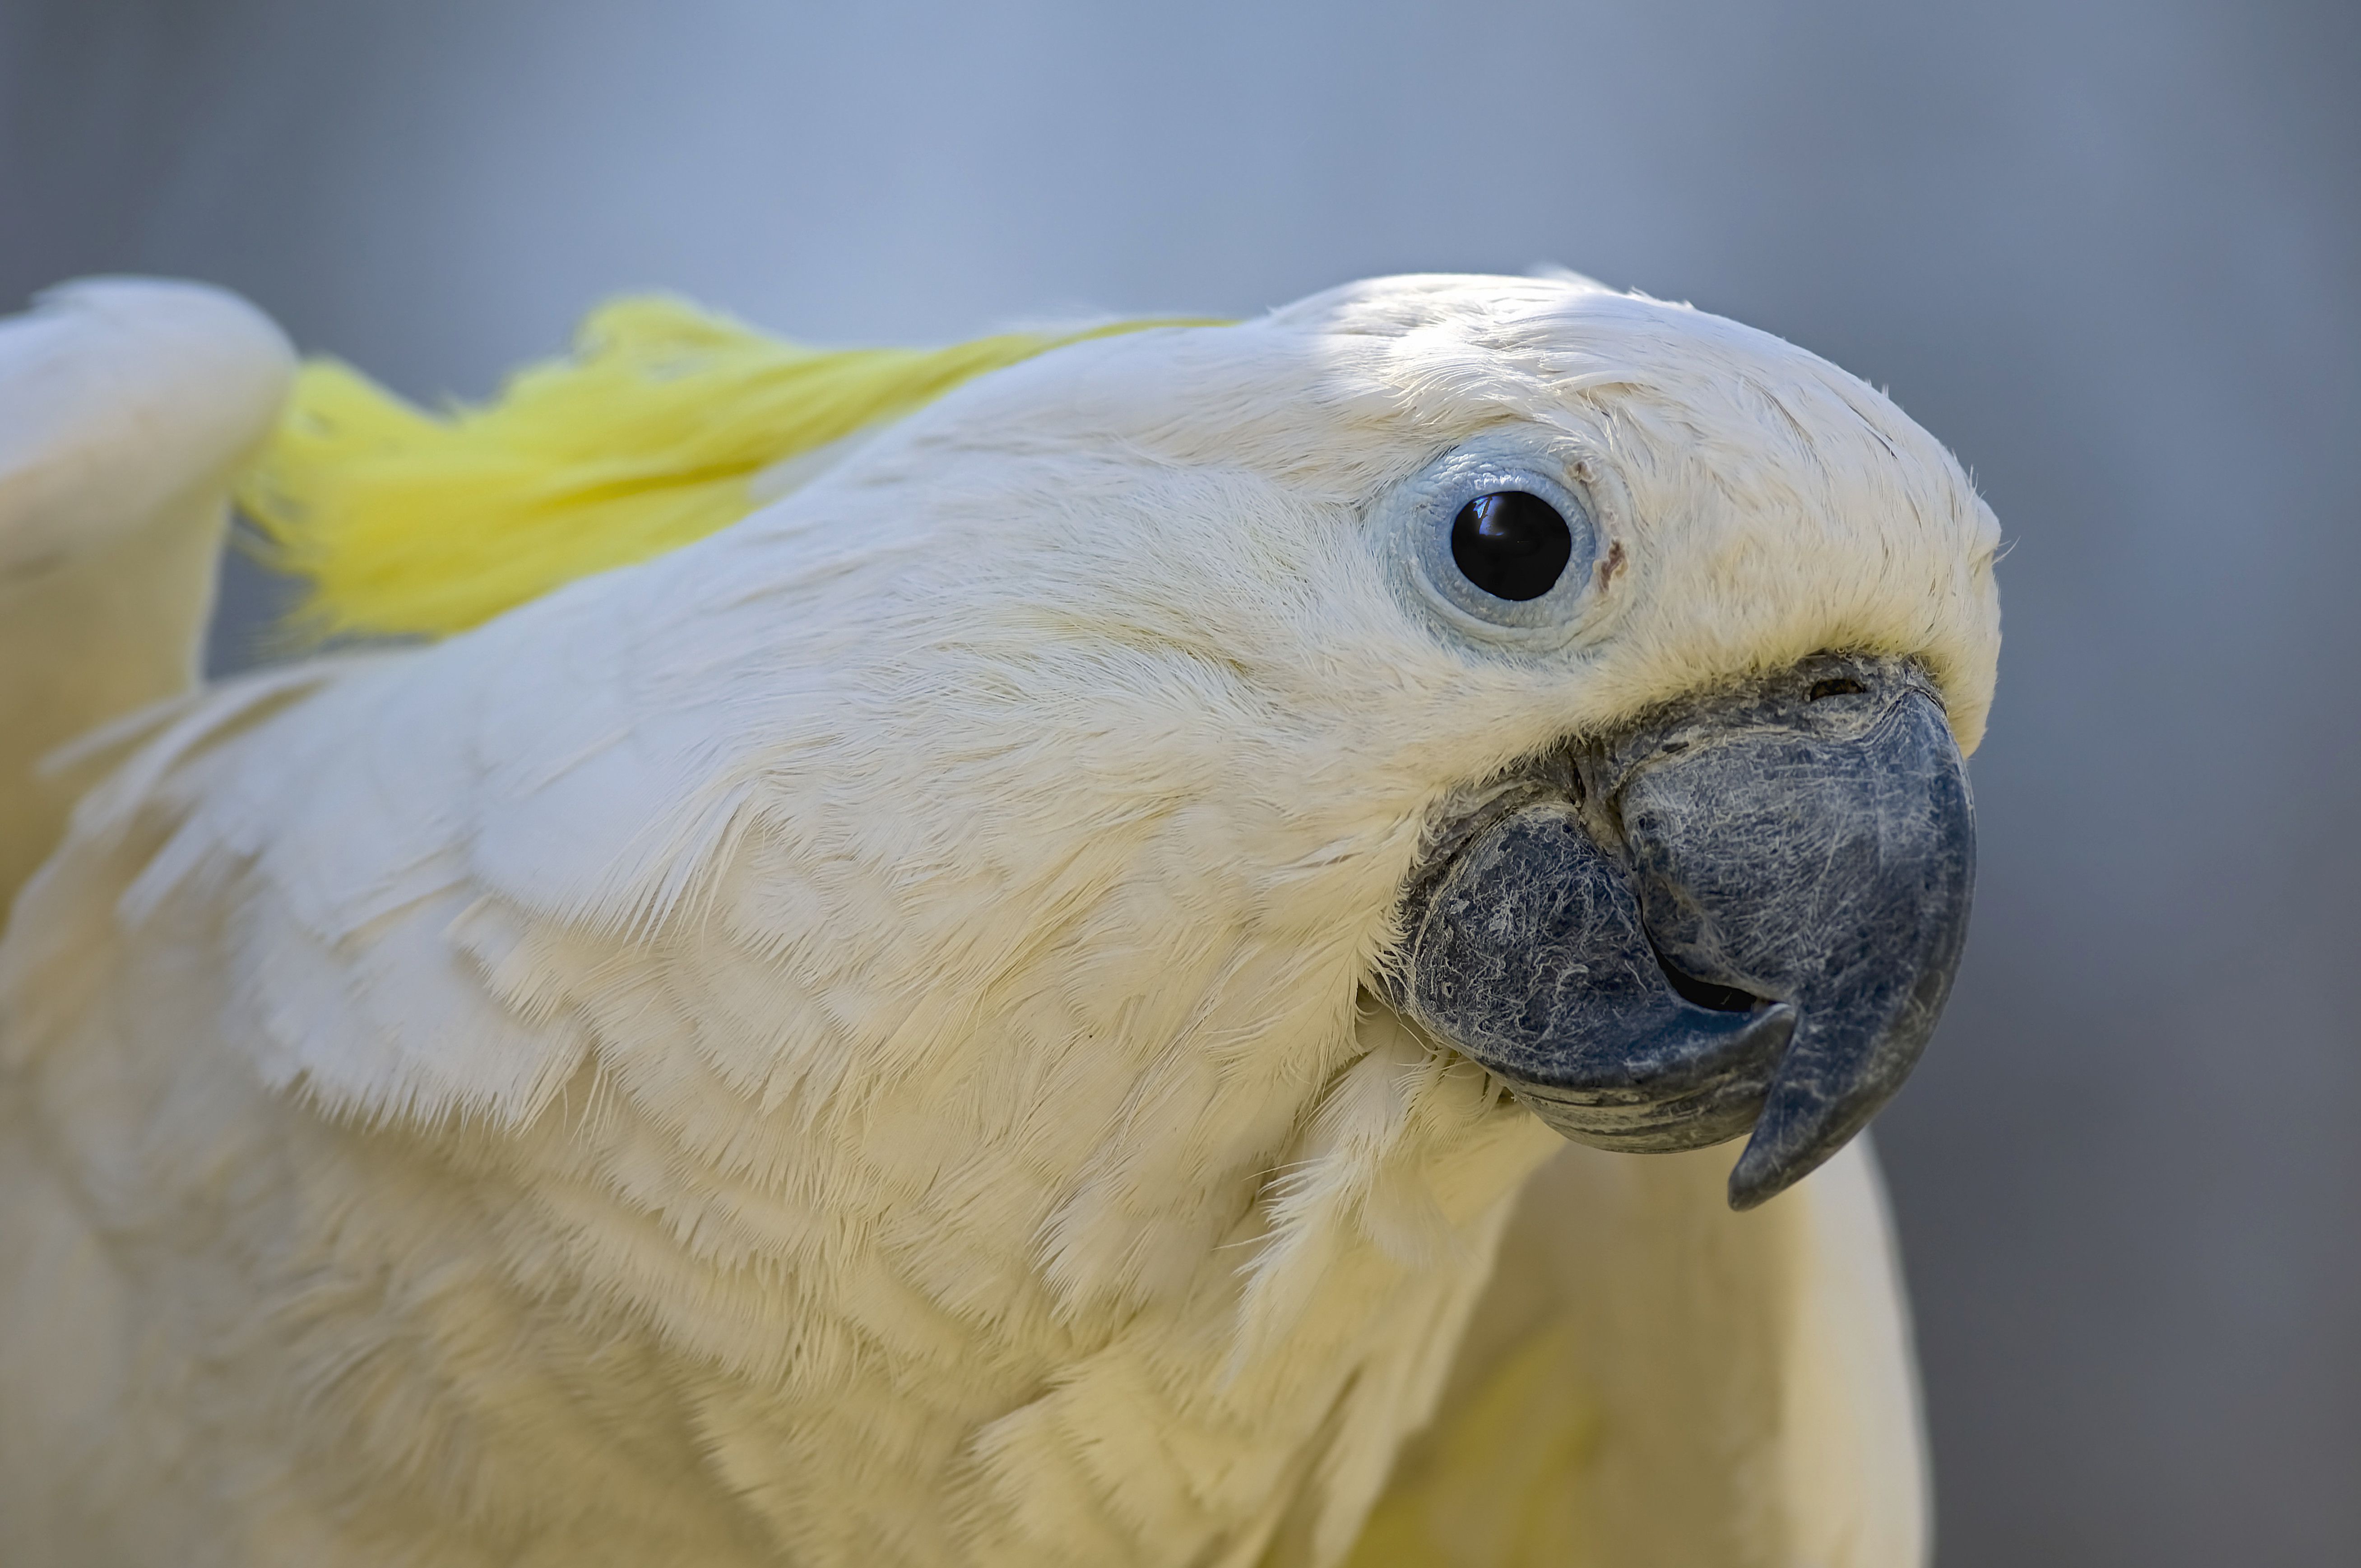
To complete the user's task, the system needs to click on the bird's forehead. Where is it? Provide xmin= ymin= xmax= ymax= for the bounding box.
xmin=1132 ymin=276 xmax=1987 ymax=543
xmin=1307 ymin=278 xmax=1969 ymax=500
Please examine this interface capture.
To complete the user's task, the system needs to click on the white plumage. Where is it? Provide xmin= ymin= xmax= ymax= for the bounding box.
xmin=0 ymin=278 xmax=293 ymax=904
xmin=0 ymin=273 xmax=1997 ymax=1566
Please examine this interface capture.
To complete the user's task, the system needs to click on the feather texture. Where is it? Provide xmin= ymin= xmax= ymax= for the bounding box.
xmin=0 ymin=278 xmax=292 ymax=910
xmin=237 ymin=298 xmax=1216 ymax=641
xmin=0 ymin=273 xmax=1995 ymax=1566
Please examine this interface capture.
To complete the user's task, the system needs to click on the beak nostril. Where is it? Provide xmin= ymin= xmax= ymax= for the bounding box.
xmin=1807 ymin=677 xmax=1867 ymax=700
xmin=1556 ymin=743 xmax=1588 ymax=806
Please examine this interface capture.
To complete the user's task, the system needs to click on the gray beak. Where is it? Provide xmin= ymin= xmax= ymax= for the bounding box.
xmin=1386 ymin=654 xmax=1975 ymax=1209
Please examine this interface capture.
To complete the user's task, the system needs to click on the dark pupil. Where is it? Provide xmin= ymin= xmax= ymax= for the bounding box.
xmin=1449 ymin=491 xmax=1572 ymax=601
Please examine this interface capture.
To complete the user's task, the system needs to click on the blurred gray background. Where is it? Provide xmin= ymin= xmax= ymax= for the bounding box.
xmin=5 ymin=0 xmax=2356 ymax=1560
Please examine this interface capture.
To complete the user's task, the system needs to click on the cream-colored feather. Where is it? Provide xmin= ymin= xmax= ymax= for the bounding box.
xmin=0 ymin=274 xmax=1996 ymax=1567
xmin=1345 ymin=1136 xmax=1925 ymax=1568
xmin=0 ymin=279 xmax=292 ymax=914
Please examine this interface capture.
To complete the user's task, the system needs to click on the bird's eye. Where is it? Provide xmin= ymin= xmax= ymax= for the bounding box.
xmin=1377 ymin=436 xmax=1605 ymax=647
xmin=1450 ymin=492 xmax=1572 ymax=601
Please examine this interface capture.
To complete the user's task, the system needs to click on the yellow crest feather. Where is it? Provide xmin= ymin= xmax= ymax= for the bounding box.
xmin=237 ymin=296 xmax=1214 ymax=641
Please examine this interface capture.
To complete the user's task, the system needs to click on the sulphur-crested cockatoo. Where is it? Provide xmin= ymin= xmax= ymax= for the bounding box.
xmin=0 ymin=272 xmax=1997 ymax=1568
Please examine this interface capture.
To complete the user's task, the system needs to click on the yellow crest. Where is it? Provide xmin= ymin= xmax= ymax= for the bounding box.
xmin=237 ymin=297 xmax=1214 ymax=641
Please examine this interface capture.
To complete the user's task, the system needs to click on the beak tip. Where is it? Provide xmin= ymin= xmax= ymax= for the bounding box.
xmin=1724 ymin=1162 xmax=1785 ymax=1212
xmin=1726 ymin=1146 xmax=1804 ymax=1211
xmin=1724 ymin=1114 xmax=1821 ymax=1210
xmin=1722 ymin=1090 xmax=1872 ymax=1211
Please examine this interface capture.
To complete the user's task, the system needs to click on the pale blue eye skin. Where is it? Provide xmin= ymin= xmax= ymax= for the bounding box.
xmin=1381 ymin=436 xmax=1603 ymax=647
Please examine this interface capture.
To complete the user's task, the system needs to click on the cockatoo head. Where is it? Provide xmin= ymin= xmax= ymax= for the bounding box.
xmin=245 ymin=272 xmax=1995 ymax=1225
xmin=631 ymin=271 xmax=1998 ymax=1212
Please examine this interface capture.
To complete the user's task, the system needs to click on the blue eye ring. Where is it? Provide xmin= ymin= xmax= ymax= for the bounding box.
xmin=1379 ymin=434 xmax=1607 ymax=648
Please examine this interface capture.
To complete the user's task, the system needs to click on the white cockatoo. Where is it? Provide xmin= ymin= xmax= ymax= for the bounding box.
xmin=0 ymin=272 xmax=1998 ymax=1568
